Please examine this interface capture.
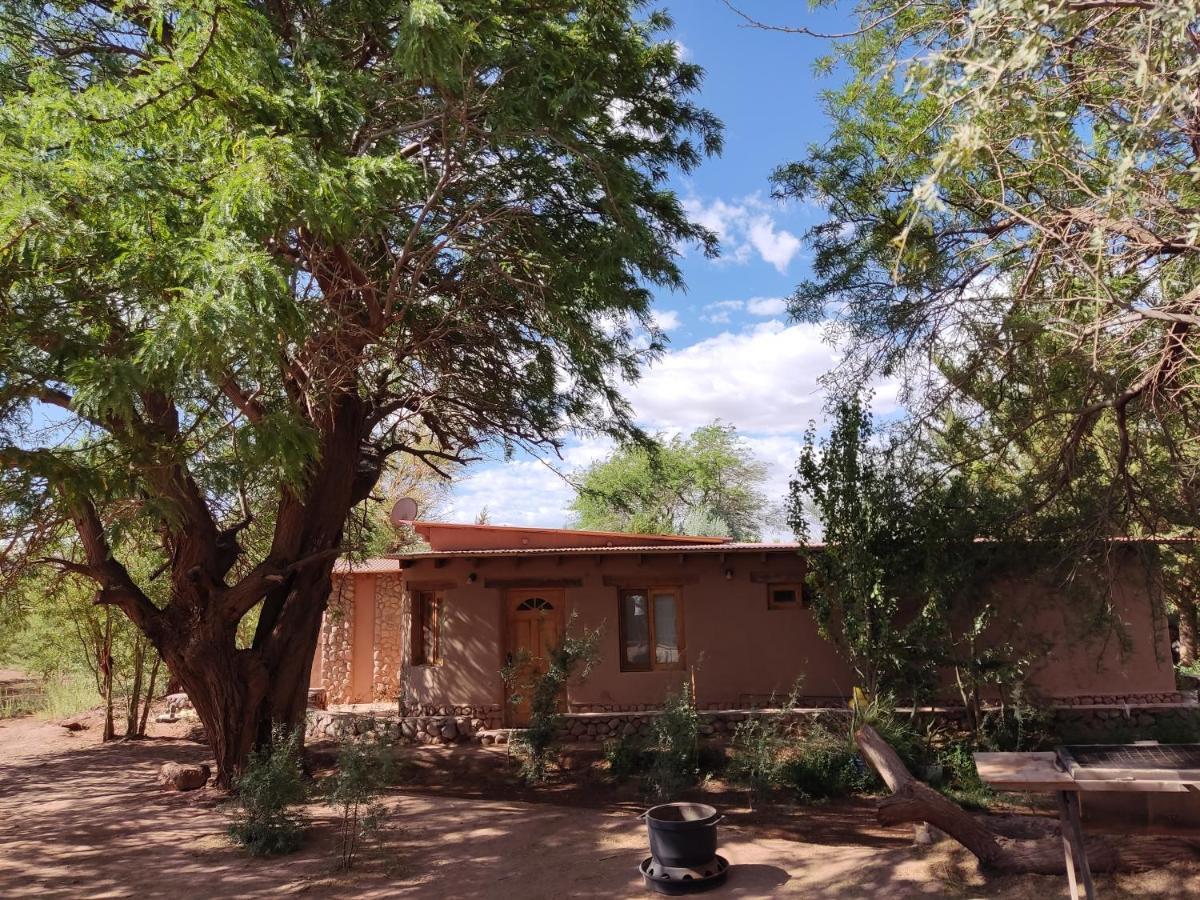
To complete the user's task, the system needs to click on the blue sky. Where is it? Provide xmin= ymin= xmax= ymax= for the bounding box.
xmin=443 ymin=2 xmax=889 ymax=537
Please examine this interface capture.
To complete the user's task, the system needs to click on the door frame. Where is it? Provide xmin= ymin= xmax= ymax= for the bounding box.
xmin=501 ymin=587 xmax=567 ymax=727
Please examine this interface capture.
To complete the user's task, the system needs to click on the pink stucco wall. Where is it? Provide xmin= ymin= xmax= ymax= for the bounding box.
xmin=313 ymin=545 xmax=1175 ymax=715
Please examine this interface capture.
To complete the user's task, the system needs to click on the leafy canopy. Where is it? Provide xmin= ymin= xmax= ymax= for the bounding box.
xmin=777 ymin=0 xmax=1200 ymax=538
xmin=0 ymin=0 xmax=721 ymax=627
xmin=569 ymin=422 xmax=771 ymax=540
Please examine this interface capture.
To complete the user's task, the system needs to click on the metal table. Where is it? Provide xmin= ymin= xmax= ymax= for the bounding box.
xmin=975 ymin=743 xmax=1200 ymax=900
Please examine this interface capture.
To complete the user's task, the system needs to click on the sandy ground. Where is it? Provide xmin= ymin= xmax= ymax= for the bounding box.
xmin=3 ymin=708 xmax=1200 ymax=899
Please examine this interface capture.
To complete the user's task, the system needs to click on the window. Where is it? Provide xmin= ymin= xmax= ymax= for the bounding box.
xmin=413 ymin=591 xmax=442 ymax=666
xmin=619 ymin=588 xmax=684 ymax=671
xmin=768 ymin=583 xmax=806 ymax=610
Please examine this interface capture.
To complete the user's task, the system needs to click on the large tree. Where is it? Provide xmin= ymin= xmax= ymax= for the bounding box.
xmin=569 ymin=422 xmax=771 ymax=540
xmin=769 ymin=0 xmax=1200 ymax=541
xmin=0 ymin=0 xmax=720 ymax=783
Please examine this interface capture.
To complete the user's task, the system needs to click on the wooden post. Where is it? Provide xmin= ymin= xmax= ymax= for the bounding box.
xmin=1058 ymin=790 xmax=1096 ymax=900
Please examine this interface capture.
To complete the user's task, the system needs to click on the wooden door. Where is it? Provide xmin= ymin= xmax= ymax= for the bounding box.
xmin=504 ymin=589 xmax=565 ymax=726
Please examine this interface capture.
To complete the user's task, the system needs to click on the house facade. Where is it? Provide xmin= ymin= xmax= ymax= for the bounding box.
xmin=310 ymin=522 xmax=1178 ymax=727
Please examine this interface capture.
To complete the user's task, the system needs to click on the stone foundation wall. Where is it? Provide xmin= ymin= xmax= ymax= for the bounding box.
xmin=308 ymin=701 xmax=1200 ymax=747
xmin=308 ymin=710 xmax=492 ymax=744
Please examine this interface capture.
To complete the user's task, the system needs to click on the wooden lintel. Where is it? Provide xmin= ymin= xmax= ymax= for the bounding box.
xmin=483 ymin=577 xmax=583 ymax=589
xmin=405 ymin=579 xmax=458 ymax=591
xmin=749 ymin=571 xmax=807 ymax=584
xmin=603 ymin=574 xmax=700 ymax=587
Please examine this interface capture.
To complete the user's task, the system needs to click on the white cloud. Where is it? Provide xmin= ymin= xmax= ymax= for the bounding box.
xmin=683 ymin=193 xmax=802 ymax=273
xmin=746 ymin=217 xmax=801 ymax=273
xmin=651 ymin=308 xmax=681 ymax=331
xmin=701 ymin=299 xmax=743 ymax=324
xmin=445 ymin=459 xmax=575 ymax=527
xmin=745 ymin=296 xmax=788 ymax=317
xmin=626 ymin=320 xmax=844 ymax=434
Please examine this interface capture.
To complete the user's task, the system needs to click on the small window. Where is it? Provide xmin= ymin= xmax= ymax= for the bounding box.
xmin=619 ymin=587 xmax=684 ymax=671
xmin=413 ymin=591 xmax=442 ymax=666
xmin=768 ymin=583 xmax=805 ymax=610
xmin=515 ymin=597 xmax=554 ymax=612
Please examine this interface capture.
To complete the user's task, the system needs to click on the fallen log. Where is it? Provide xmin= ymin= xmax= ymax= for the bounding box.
xmin=855 ymin=724 xmax=1200 ymax=873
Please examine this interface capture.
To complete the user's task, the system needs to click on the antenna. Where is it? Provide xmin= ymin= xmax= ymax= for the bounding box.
xmin=389 ymin=497 xmax=419 ymax=526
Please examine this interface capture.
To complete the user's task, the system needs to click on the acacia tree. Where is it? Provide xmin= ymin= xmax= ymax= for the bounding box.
xmin=569 ymin=422 xmax=772 ymax=540
xmin=0 ymin=0 xmax=720 ymax=784
xmin=765 ymin=0 xmax=1200 ymax=545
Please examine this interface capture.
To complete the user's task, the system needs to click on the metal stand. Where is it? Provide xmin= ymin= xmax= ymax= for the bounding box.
xmin=1057 ymin=790 xmax=1096 ymax=899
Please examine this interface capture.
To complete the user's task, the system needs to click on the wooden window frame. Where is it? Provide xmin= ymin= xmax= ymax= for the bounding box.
xmin=767 ymin=582 xmax=806 ymax=611
xmin=618 ymin=586 xmax=685 ymax=672
xmin=412 ymin=590 xmax=443 ymax=667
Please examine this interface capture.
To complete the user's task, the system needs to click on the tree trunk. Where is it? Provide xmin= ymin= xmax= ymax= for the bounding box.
xmin=136 ymin=654 xmax=160 ymax=738
xmin=855 ymin=725 xmax=1200 ymax=873
xmin=125 ymin=636 xmax=145 ymax=737
xmin=158 ymin=573 xmax=328 ymax=787
xmin=101 ymin=610 xmax=115 ymax=742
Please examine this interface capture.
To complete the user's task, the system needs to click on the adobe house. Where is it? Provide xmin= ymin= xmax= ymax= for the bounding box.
xmin=310 ymin=522 xmax=1179 ymax=728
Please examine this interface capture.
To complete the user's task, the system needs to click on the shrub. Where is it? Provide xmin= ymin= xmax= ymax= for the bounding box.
xmin=643 ymin=683 xmax=700 ymax=798
xmin=780 ymin=725 xmax=879 ymax=800
xmin=726 ymin=682 xmax=804 ymax=807
xmin=937 ymin=741 xmax=992 ymax=810
xmin=227 ymin=726 xmax=308 ymax=856
xmin=324 ymin=729 xmax=392 ymax=870
xmin=976 ymin=687 xmax=1054 ymax=752
xmin=604 ymin=733 xmax=651 ymax=780
xmin=501 ymin=617 xmax=601 ymax=784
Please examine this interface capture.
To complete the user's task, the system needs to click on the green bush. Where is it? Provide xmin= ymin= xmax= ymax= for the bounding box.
xmin=604 ymin=734 xmax=651 ymax=780
xmin=976 ymin=689 xmax=1054 ymax=752
xmin=726 ymin=682 xmax=804 ymax=806
xmin=324 ymin=730 xmax=392 ymax=870
xmin=643 ymin=684 xmax=701 ymax=798
xmin=779 ymin=726 xmax=879 ymax=800
xmin=937 ymin=741 xmax=992 ymax=810
xmin=228 ymin=727 xmax=308 ymax=856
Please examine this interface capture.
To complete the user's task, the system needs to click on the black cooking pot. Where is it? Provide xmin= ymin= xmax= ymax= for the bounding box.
xmin=641 ymin=802 xmax=723 ymax=867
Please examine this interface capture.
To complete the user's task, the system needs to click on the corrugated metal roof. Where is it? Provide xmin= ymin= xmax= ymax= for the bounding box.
xmin=389 ymin=541 xmax=809 ymax=560
xmin=333 ymin=557 xmax=404 ymax=574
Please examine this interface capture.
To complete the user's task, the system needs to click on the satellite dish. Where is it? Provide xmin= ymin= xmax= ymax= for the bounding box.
xmin=389 ymin=497 xmax=419 ymax=526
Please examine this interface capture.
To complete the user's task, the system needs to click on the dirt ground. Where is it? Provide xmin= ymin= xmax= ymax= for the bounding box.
xmin=3 ymin=708 xmax=1200 ymax=898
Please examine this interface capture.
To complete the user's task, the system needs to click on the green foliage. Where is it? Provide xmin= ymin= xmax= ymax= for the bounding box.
xmin=780 ymin=728 xmax=878 ymax=801
xmin=36 ymin=675 xmax=98 ymax=721
xmin=0 ymin=0 xmax=721 ymax=778
xmin=778 ymin=0 xmax=1200 ymax=540
xmin=571 ymin=422 xmax=772 ymax=540
xmin=501 ymin=618 xmax=601 ymax=784
xmin=3 ymin=565 xmax=161 ymax=736
xmin=642 ymin=683 xmax=701 ymax=798
xmin=228 ymin=727 xmax=308 ymax=856
xmin=936 ymin=742 xmax=992 ymax=812
xmin=975 ymin=688 xmax=1054 ymax=753
xmin=792 ymin=398 xmax=1009 ymax=702
xmin=603 ymin=733 xmax=652 ymax=781
xmin=725 ymin=682 xmax=804 ymax=807
xmin=323 ymin=731 xmax=392 ymax=871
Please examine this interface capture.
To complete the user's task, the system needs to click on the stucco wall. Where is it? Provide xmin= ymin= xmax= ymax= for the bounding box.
xmin=312 ymin=547 xmax=1176 ymax=716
